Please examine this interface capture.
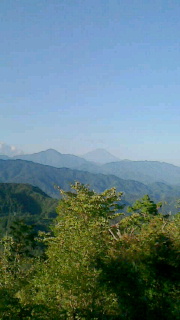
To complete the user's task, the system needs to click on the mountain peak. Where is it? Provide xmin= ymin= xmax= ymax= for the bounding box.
xmin=82 ymin=149 xmax=120 ymax=164
xmin=39 ymin=149 xmax=62 ymax=155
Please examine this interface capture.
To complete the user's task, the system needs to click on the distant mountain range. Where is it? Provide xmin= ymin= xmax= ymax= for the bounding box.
xmin=1 ymin=148 xmax=100 ymax=172
xmin=0 ymin=159 xmax=180 ymax=214
xmin=1 ymin=148 xmax=179 ymax=186
xmin=82 ymin=148 xmax=120 ymax=164
xmin=0 ymin=159 xmax=150 ymax=200
xmin=0 ymin=145 xmax=179 ymax=235
xmin=101 ymin=160 xmax=180 ymax=185
xmin=0 ymin=149 xmax=180 ymax=189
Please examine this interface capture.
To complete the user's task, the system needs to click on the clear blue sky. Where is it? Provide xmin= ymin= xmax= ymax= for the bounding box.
xmin=0 ymin=0 xmax=180 ymax=164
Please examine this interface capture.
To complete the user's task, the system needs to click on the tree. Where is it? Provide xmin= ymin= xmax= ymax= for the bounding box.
xmin=127 ymin=195 xmax=162 ymax=216
xmin=28 ymin=183 xmax=123 ymax=319
xmin=0 ymin=219 xmax=42 ymax=319
xmin=100 ymin=198 xmax=180 ymax=320
xmin=2 ymin=185 xmax=179 ymax=320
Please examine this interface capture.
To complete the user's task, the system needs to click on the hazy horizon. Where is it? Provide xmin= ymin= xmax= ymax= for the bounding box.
xmin=0 ymin=141 xmax=180 ymax=166
xmin=1 ymin=1 xmax=180 ymax=166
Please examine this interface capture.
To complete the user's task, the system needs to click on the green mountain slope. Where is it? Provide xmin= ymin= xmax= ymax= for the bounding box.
xmin=0 ymin=159 xmax=151 ymax=200
xmin=0 ymin=183 xmax=58 ymax=234
xmin=0 ymin=160 xmax=179 ymax=214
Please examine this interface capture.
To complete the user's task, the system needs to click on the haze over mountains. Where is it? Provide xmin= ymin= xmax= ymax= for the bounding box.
xmin=1 ymin=144 xmax=180 ymax=186
xmin=0 ymin=143 xmax=180 ymax=214
xmin=101 ymin=160 xmax=180 ymax=185
xmin=0 ymin=159 xmax=150 ymax=199
xmin=14 ymin=149 xmax=98 ymax=172
xmin=82 ymin=148 xmax=120 ymax=164
xmin=0 ymin=159 xmax=180 ymax=215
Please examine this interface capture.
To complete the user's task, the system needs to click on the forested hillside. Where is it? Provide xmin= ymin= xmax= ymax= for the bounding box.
xmin=0 ymin=159 xmax=152 ymax=199
xmin=0 ymin=159 xmax=180 ymax=214
xmin=0 ymin=183 xmax=58 ymax=234
xmin=0 ymin=183 xmax=179 ymax=319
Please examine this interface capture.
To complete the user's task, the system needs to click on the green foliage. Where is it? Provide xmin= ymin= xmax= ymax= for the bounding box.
xmin=0 ymin=216 xmax=51 ymax=319
xmin=0 ymin=183 xmax=179 ymax=319
xmin=127 ymin=195 xmax=162 ymax=216
xmin=0 ymin=183 xmax=58 ymax=235
xmin=101 ymin=208 xmax=180 ymax=320
xmin=28 ymin=183 xmax=123 ymax=319
xmin=25 ymin=185 xmax=180 ymax=319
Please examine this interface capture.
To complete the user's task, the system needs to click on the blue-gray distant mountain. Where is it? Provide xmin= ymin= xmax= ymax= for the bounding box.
xmin=0 ymin=154 xmax=10 ymax=160
xmin=82 ymin=148 xmax=120 ymax=164
xmin=13 ymin=149 xmax=99 ymax=172
xmin=4 ymin=148 xmax=180 ymax=186
xmin=0 ymin=159 xmax=151 ymax=201
xmin=101 ymin=160 xmax=180 ymax=185
xmin=0 ymin=159 xmax=179 ymax=214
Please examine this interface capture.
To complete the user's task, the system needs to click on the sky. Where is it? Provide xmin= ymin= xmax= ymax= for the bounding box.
xmin=0 ymin=0 xmax=180 ymax=165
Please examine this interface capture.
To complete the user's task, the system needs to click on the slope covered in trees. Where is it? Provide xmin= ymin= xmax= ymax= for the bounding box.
xmin=0 ymin=159 xmax=152 ymax=199
xmin=0 ymin=159 xmax=180 ymax=214
xmin=0 ymin=183 xmax=179 ymax=319
xmin=0 ymin=183 xmax=58 ymax=234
